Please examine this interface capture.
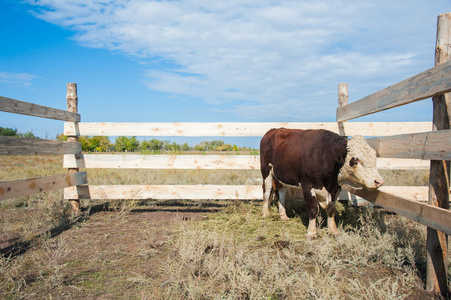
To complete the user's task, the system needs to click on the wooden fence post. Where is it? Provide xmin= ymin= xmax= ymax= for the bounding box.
xmin=426 ymin=13 xmax=450 ymax=297
xmin=337 ymin=83 xmax=348 ymax=136
xmin=66 ymin=83 xmax=81 ymax=213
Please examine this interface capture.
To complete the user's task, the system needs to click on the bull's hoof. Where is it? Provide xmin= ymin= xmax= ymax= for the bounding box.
xmin=306 ymin=234 xmax=318 ymax=241
xmin=329 ymin=231 xmax=339 ymax=238
xmin=262 ymin=211 xmax=270 ymax=218
xmin=280 ymin=215 xmax=290 ymax=221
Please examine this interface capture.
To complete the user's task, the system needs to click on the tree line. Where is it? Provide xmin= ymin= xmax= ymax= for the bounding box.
xmin=0 ymin=126 xmax=256 ymax=153
xmin=56 ymin=134 xmax=255 ymax=153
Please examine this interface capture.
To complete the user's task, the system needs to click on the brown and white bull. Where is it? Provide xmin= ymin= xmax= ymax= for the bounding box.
xmin=260 ymin=128 xmax=384 ymax=239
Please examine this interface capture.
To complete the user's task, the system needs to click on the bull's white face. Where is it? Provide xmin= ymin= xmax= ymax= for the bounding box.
xmin=338 ymin=135 xmax=384 ymax=189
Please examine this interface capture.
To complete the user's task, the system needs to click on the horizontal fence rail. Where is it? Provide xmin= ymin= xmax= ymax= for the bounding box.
xmin=63 ymin=121 xmax=432 ymax=137
xmin=63 ymin=154 xmax=430 ymax=170
xmin=64 ymin=185 xmax=429 ymax=202
xmin=367 ymin=130 xmax=451 ymax=160
xmin=343 ymin=185 xmax=451 ymax=235
xmin=0 ymin=136 xmax=81 ymax=155
xmin=0 ymin=96 xmax=80 ymax=122
xmin=336 ymin=60 xmax=451 ymax=122
xmin=64 ymin=154 xmax=260 ymax=169
xmin=0 ymin=172 xmax=87 ymax=201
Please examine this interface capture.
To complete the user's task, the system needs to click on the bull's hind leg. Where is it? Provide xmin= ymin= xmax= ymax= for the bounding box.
xmin=262 ymin=172 xmax=273 ymax=218
xmin=277 ymin=186 xmax=290 ymax=221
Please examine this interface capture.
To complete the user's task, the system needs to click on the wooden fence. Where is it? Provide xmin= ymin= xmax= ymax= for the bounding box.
xmin=0 ymin=86 xmax=87 ymax=201
xmin=0 ymin=12 xmax=450 ymax=297
xmin=337 ymin=13 xmax=451 ymax=296
xmin=62 ymin=122 xmax=432 ymax=199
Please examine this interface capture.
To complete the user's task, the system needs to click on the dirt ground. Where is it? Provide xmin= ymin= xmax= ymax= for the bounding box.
xmin=0 ymin=202 xmax=221 ymax=299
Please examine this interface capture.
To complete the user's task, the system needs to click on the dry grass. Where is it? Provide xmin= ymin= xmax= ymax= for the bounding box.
xmin=140 ymin=203 xmax=435 ymax=299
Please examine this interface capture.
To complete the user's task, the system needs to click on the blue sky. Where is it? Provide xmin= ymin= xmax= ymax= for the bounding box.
xmin=1 ymin=0 xmax=450 ymax=148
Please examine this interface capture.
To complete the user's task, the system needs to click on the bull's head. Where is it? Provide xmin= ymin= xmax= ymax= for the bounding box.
xmin=338 ymin=135 xmax=384 ymax=189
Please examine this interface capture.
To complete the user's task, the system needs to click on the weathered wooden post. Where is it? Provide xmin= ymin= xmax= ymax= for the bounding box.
xmin=426 ymin=12 xmax=450 ymax=296
xmin=337 ymin=83 xmax=349 ymax=136
xmin=337 ymin=83 xmax=351 ymax=202
xmin=66 ymin=83 xmax=81 ymax=213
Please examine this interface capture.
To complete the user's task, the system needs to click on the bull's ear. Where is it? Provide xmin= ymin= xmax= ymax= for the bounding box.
xmin=334 ymin=144 xmax=347 ymax=164
xmin=337 ymin=154 xmax=345 ymax=164
xmin=350 ymin=157 xmax=360 ymax=167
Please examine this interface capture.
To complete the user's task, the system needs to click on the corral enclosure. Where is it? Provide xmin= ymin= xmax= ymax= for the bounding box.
xmin=1 ymin=12 xmax=450 ymax=297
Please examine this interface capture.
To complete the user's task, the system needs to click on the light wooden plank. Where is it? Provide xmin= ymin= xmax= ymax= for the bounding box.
xmin=63 ymin=154 xmax=428 ymax=170
xmin=0 ymin=136 xmax=81 ymax=155
xmin=63 ymin=122 xmax=335 ymax=136
xmin=64 ymin=185 xmax=262 ymax=200
xmin=337 ymin=60 xmax=451 ymax=122
xmin=63 ymin=154 xmax=260 ymax=169
xmin=63 ymin=184 xmax=429 ymax=203
xmin=0 ymin=172 xmax=87 ymax=201
xmin=254 ymin=186 xmax=428 ymax=202
xmin=0 ymin=96 xmax=80 ymax=122
xmin=376 ymin=158 xmax=429 ymax=169
xmin=339 ymin=186 xmax=429 ymax=203
xmin=367 ymin=130 xmax=451 ymax=160
xmin=342 ymin=185 xmax=451 ymax=235
xmin=63 ymin=122 xmax=431 ymax=137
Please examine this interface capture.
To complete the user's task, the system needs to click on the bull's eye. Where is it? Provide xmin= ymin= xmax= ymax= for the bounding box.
xmin=350 ymin=157 xmax=360 ymax=167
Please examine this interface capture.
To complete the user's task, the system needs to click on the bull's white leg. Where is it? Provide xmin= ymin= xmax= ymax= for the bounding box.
xmin=307 ymin=217 xmax=318 ymax=240
xmin=262 ymin=173 xmax=273 ymax=218
xmin=325 ymin=201 xmax=338 ymax=236
xmin=278 ymin=186 xmax=290 ymax=221
xmin=316 ymin=188 xmax=338 ymax=236
xmin=326 ymin=191 xmax=340 ymax=236
xmin=306 ymin=188 xmax=319 ymax=239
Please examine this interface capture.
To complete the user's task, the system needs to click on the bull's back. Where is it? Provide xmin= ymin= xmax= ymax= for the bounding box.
xmin=260 ymin=128 xmax=346 ymax=185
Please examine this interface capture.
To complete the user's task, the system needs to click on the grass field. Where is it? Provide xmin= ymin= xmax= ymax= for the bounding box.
xmin=0 ymin=154 xmax=448 ymax=299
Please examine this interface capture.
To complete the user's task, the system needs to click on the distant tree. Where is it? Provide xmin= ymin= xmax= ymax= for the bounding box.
xmin=180 ymin=142 xmax=191 ymax=151
xmin=115 ymin=136 xmax=139 ymax=152
xmin=140 ymin=140 xmax=150 ymax=151
xmin=57 ymin=133 xmax=67 ymax=141
xmin=0 ymin=127 xmax=39 ymax=139
xmin=149 ymin=138 xmax=165 ymax=151
xmin=78 ymin=136 xmax=92 ymax=152
xmin=217 ymin=143 xmax=233 ymax=151
xmin=91 ymin=136 xmax=112 ymax=152
xmin=194 ymin=144 xmax=205 ymax=151
xmin=0 ymin=127 xmax=18 ymax=136
xmin=167 ymin=142 xmax=181 ymax=152
xmin=194 ymin=140 xmax=227 ymax=151
xmin=18 ymin=131 xmax=39 ymax=139
xmin=57 ymin=134 xmax=111 ymax=152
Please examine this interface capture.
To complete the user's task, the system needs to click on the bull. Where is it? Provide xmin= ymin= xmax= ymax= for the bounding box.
xmin=260 ymin=128 xmax=384 ymax=239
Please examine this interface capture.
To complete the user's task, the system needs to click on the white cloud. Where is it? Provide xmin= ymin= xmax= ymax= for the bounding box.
xmin=26 ymin=0 xmax=449 ymax=121
xmin=0 ymin=71 xmax=39 ymax=87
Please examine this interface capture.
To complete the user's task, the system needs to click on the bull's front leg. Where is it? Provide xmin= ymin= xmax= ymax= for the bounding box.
xmin=325 ymin=189 xmax=340 ymax=237
xmin=303 ymin=186 xmax=319 ymax=240
xmin=315 ymin=188 xmax=339 ymax=237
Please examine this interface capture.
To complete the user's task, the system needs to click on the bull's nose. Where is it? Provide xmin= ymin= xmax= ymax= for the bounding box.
xmin=375 ymin=179 xmax=384 ymax=188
